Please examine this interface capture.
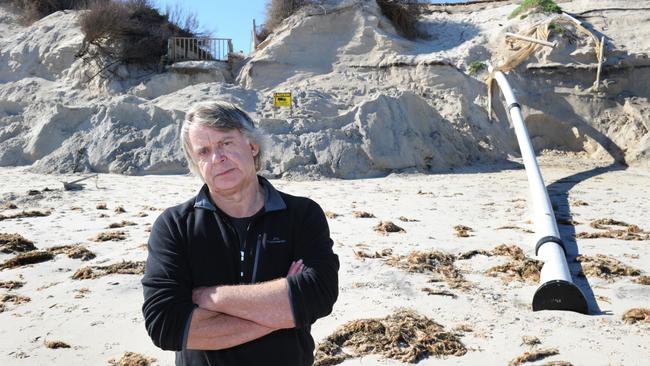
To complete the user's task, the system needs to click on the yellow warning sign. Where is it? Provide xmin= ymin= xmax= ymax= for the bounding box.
xmin=273 ymin=92 xmax=292 ymax=107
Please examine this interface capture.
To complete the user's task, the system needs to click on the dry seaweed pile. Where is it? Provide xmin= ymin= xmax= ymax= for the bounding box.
xmin=0 ymin=233 xmax=36 ymax=254
xmin=388 ymin=250 xmax=471 ymax=290
xmin=464 ymin=244 xmax=543 ymax=283
xmin=48 ymin=245 xmax=96 ymax=261
xmin=487 ymin=258 xmax=543 ymax=283
xmin=0 ymin=210 xmax=51 ymax=221
xmin=633 ymin=276 xmax=650 ymax=285
xmin=0 ymin=280 xmax=24 ymax=289
xmin=45 ymin=340 xmax=71 ymax=349
xmin=0 ymin=293 xmax=31 ymax=313
xmin=374 ymin=221 xmax=405 ymax=233
xmin=108 ymin=351 xmax=156 ymax=366
xmin=324 ymin=211 xmax=340 ymax=219
xmin=91 ymin=231 xmax=127 ymax=242
xmin=107 ymin=221 xmax=137 ymax=229
xmin=508 ymin=348 xmax=559 ymax=366
xmin=1 ymin=250 xmax=54 ymax=270
xmin=575 ymin=254 xmax=641 ymax=280
xmin=622 ymin=308 xmax=650 ymax=324
xmin=354 ymin=248 xmax=393 ymax=259
xmin=399 ymin=216 xmax=419 ymax=222
xmin=455 ymin=244 xmax=541 ymax=283
xmin=576 ymin=219 xmax=650 ymax=240
xmin=314 ymin=310 xmax=466 ymax=366
xmin=73 ymin=261 xmax=145 ymax=280
xmin=454 ymin=225 xmax=473 ymax=237
xmin=1 ymin=244 xmax=95 ymax=270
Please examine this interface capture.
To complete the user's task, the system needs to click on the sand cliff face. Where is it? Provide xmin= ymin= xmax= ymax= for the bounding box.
xmin=0 ymin=0 xmax=649 ymax=177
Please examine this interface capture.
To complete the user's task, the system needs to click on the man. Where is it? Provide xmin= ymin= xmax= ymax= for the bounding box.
xmin=142 ymin=101 xmax=339 ymax=365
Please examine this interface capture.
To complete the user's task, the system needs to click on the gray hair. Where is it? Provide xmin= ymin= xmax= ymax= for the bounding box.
xmin=181 ymin=101 xmax=266 ymax=176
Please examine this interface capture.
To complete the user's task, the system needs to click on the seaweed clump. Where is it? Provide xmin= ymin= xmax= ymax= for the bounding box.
xmin=314 ymin=310 xmax=466 ymax=366
xmin=73 ymin=261 xmax=145 ymax=280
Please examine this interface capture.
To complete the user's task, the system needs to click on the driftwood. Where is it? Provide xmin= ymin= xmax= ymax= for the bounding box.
xmin=62 ymin=174 xmax=99 ymax=191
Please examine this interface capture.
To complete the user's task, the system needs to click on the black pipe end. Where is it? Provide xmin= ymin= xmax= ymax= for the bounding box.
xmin=532 ymin=280 xmax=588 ymax=314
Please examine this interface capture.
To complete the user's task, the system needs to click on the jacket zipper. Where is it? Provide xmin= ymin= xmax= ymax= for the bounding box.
xmin=251 ymin=232 xmax=266 ymax=283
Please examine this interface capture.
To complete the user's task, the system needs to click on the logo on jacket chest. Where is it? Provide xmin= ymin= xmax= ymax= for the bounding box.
xmin=265 ymin=236 xmax=287 ymax=245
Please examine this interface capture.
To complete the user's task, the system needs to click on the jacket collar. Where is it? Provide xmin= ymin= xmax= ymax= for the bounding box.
xmin=194 ymin=176 xmax=286 ymax=213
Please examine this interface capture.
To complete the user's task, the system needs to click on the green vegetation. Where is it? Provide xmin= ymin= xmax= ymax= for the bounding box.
xmin=468 ymin=60 xmax=486 ymax=75
xmin=508 ymin=0 xmax=562 ymax=20
xmin=548 ymin=21 xmax=564 ymax=36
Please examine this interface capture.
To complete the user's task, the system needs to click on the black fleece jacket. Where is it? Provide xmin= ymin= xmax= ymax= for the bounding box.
xmin=141 ymin=177 xmax=339 ymax=365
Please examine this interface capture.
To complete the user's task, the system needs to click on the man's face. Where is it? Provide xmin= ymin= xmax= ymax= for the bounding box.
xmin=188 ymin=124 xmax=259 ymax=195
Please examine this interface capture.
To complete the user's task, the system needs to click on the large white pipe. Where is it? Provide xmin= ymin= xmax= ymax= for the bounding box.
xmin=489 ymin=66 xmax=588 ymax=314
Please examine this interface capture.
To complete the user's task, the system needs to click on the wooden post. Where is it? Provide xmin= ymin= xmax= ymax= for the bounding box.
xmin=505 ymin=32 xmax=556 ymax=48
xmin=594 ymin=36 xmax=605 ymax=91
xmin=252 ymin=18 xmax=258 ymax=51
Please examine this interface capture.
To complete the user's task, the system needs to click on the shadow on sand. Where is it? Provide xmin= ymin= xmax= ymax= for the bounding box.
xmin=546 ymin=162 xmax=627 ymax=315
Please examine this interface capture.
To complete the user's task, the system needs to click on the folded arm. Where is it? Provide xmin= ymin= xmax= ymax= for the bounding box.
xmin=186 ymin=308 xmax=275 ymax=350
xmin=192 ymin=261 xmax=304 ymax=329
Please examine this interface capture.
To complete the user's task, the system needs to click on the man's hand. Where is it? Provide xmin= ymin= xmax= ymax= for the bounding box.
xmin=287 ymin=259 xmax=304 ymax=276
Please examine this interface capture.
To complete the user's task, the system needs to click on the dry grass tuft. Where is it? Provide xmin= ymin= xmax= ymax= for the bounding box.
xmin=0 ymin=293 xmax=31 ymax=312
xmin=353 ymin=211 xmax=375 ymax=218
xmin=0 ymin=281 xmax=25 ymax=290
xmin=72 ymin=261 xmax=145 ymax=280
xmin=108 ymin=351 xmax=157 ymax=366
xmin=453 ymin=225 xmax=473 ymax=237
xmin=114 ymin=206 xmax=126 ymax=214
xmin=0 ymin=210 xmax=51 ymax=221
xmin=1 ymin=251 xmax=54 ymax=270
xmin=45 ymin=340 xmax=71 ymax=349
xmin=575 ymin=254 xmax=641 ymax=280
xmin=633 ymin=276 xmax=650 ymax=285
xmin=508 ymin=348 xmax=559 ymax=366
xmin=622 ymin=308 xmax=650 ymax=324
xmin=313 ymin=310 xmax=466 ymax=366
xmin=0 ymin=233 xmax=36 ymax=254
xmin=107 ymin=221 xmax=137 ymax=229
xmin=91 ymin=231 xmax=127 ymax=242
xmin=576 ymin=218 xmax=649 ymax=240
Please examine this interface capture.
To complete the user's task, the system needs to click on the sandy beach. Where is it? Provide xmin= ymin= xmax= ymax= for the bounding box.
xmin=1 ymin=156 xmax=648 ymax=365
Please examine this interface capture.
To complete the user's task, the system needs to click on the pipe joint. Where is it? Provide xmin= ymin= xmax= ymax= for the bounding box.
xmin=507 ymin=102 xmax=521 ymax=112
xmin=535 ymin=236 xmax=566 ymax=257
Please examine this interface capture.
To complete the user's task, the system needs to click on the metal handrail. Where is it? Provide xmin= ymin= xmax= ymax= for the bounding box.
xmin=167 ymin=37 xmax=233 ymax=62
